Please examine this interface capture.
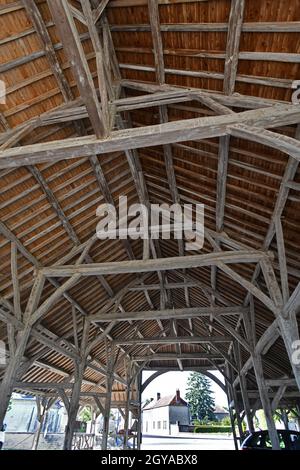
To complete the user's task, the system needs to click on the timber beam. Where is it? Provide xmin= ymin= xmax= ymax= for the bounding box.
xmin=1 ymin=104 xmax=300 ymax=168
xmin=113 ymin=335 xmax=233 ymax=345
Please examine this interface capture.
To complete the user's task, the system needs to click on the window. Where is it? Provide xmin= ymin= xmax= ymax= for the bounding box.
xmin=153 ymin=421 xmax=155 ymax=429
xmin=289 ymin=433 xmax=300 ymax=450
xmin=146 ymin=422 xmax=148 ymax=433
xmin=163 ymin=421 xmax=167 ymax=430
xmin=157 ymin=421 xmax=161 ymax=430
xmin=264 ymin=432 xmax=286 ymax=449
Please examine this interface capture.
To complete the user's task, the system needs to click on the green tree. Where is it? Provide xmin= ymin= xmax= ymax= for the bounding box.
xmin=185 ymin=373 xmax=215 ymax=421
xmin=79 ymin=406 xmax=92 ymax=423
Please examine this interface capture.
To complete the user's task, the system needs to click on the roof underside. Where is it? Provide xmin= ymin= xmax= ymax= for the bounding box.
xmin=0 ymin=0 xmax=299 ymax=408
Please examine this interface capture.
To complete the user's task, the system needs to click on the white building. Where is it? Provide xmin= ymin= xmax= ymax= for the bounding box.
xmin=5 ymin=393 xmax=68 ymax=433
xmin=142 ymin=390 xmax=190 ymax=436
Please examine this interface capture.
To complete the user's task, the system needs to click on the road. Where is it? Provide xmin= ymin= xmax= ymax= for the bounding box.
xmin=141 ymin=433 xmax=235 ymax=450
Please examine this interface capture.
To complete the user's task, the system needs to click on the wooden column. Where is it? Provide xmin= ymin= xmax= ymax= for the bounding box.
xmin=252 ymin=353 xmax=280 ymax=450
xmin=0 ymin=273 xmax=45 ymax=429
xmin=63 ymin=319 xmax=90 ymax=450
xmin=136 ymin=372 xmax=143 ymax=450
xmin=234 ymin=342 xmax=255 ymax=433
xmin=101 ymin=345 xmax=115 ymax=450
xmin=227 ymin=365 xmax=244 ymax=441
xmin=278 ymin=313 xmax=300 ymax=392
xmin=63 ymin=361 xmax=85 ymax=450
xmin=32 ymin=397 xmax=55 ymax=450
xmin=280 ymin=409 xmax=289 ymax=430
xmin=225 ymin=382 xmax=239 ymax=450
xmin=123 ymin=361 xmax=132 ymax=450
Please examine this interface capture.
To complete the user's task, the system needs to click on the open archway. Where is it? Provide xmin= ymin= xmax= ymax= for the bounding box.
xmin=141 ymin=369 xmax=226 ymax=394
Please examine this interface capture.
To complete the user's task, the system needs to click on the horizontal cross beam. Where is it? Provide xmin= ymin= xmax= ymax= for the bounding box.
xmin=113 ymin=335 xmax=232 ymax=345
xmin=88 ymin=306 xmax=244 ymax=323
xmin=40 ymin=251 xmax=268 ymax=278
xmin=1 ymin=104 xmax=300 ymax=168
xmin=132 ymin=353 xmax=223 ymax=362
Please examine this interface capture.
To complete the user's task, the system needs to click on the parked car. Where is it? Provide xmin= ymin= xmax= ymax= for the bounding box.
xmin=241 ymin=430 xmax=300 ymax=450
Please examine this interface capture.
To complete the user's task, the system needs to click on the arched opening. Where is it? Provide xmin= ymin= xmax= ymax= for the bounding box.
xmin=140 ymin=369 xmax=236 ymax=450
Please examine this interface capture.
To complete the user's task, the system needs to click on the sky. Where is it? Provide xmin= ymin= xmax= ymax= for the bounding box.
xmin=141 ymin=370 xmax=228 ymax=409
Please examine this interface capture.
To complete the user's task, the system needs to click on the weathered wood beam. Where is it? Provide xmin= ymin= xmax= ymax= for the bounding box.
xmin=81 ymin=0 xmax=110 ymax=128
xmin=48 ymin=0 xmax=107 ymax=137
xmin=0 ymin=274 xmax=45 ymax=429
xmin=223 ymin=0 xmax=245 ymax=95
xmin=109 ymin=0 xmax=209 ymax=6
xmin=266 ymin=378 xmax=297 ymax=387
xmin=69 ymin=4 xmax=87 ymax=25
xmin=252 ymin=353 xmax=281 ymax=449
xmin=148 ymin=0 xmax=165 ymax=85
xmin=28 ymin=165 xmax=80 ymax=245
xmin=88 ymin=306 xmax=245 ymax=323
xmin=115 ymin=46 xmax=300 ymax=64
xmin=133 ymin=353 xmax=223 ymax=362
xmin=93 ymin=0 xmax=110 ymax=24
xmin=110 ymin=21 xmax=300 ymax=32
xmin=10 ymin=242 xmax=22 ymax=321
xmin=40 ymin=251 xmax=269 ymax=277
xmin=121 ymin=79 xmax=288 ymax=109
xmin=229 ymin=124 xmax=300 ymax=163
xmin=22 ymin=0 xmax=74 ymax=102
xmin=216 ymin=135 xmax=231 ymax=232
xmin=119 ymin=62 xmax=293 ymax=89
xmin=130 ymin=281 xmax=209 ymax=291
xmin=2 ymin=103 xmax=300 ymax=167
xmin=113 ymin=335 xmax=232 ymax=345
xmin=14 ymin=381 xmax=74 ymax=390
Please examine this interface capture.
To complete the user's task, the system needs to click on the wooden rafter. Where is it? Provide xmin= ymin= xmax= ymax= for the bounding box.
xmin=48 ymin=0 xmax=107 ymax=138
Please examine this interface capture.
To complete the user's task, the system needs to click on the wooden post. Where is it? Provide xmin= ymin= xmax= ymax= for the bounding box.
xmin=227 ymin=365 xmax=244 ymax=442
xmin=63 ymin=318 xmax=90 ymax=450
xmin=123 ymin=361 xmax=132 ymax=450
xmin=225 ymin=381 xmax=239 ymax=450
xmin=32 ymin=397 xmax=55 ymax=450
xmin=63 ymin=361 xmax=85 ymax=450
xmin=234 ymin=342 xmax=255 ymax=433
xmin=101 ymin=344 xmax=115 ymax=450
xmin=252 ymin=353 xmax=280 ymax=450
xmin=0 ymin=273 xmax=45 ymax=429
xmin=280 ymin=409 xmax=289 ymax=430
xmin=136 ymin=372 xmax=142 ymax=450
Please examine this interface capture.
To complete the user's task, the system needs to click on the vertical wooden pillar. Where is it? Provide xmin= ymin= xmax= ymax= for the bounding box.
xmin=227 ymin=365 xmax=244 ymax=441
xmin=280 ymin=409 xmax=289 ymax=430
xmin=252 ymin=353 xmax=280 ymax=450
xmin=63 ymin=360 xmax=85 ymax=450
xmin=0 ymin=327 xmax=31 ymax=428
xmin=32 ymin=397 xmax=55 ymax=450
xmin=136 ymin=372 xmax=142 ymax=450
xmin=102 ymin=344 xmax=115 ymax=450
xmin=64 ymin=318 xmax=90 ymax=450
xmin=123 ymin=361 xmax=132 ymax=450
xmin=234 ymin=342 xmax=255 ymax=433
xmin=278 ymin=314 xmax=300 ymax=392
xmin=225 ymin=382 xmax=239 ymax=451
xmin=0 ymin=273 xmax=45 ymax=429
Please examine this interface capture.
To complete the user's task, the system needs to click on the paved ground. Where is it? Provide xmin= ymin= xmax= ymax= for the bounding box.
xmin=141 ymin=433 xmax=235 ymax=450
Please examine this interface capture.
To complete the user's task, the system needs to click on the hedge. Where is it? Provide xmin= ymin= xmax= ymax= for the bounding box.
xmin=194 ymin=425 xmax=232 ymax=433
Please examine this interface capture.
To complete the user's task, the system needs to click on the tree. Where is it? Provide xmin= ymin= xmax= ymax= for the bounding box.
xmin=79 ymin=406 xmax=92 ymax=423
xmin=185 ymin=372 xmax=215 ymax=421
